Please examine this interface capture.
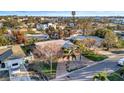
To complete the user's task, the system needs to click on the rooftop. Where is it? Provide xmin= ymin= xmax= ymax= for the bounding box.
xmin=11 ymin=45 xmax=26 ymax=58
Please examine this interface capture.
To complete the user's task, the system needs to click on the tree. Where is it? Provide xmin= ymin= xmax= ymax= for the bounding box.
xmin=0 ymin=36 xmax=13 ymax=46
xmin=77 ymin=18 xmax=93 ymax=35
xmin=12 ymin=30 xmax=27 ymax=44
xmin=77 ymin=38 xmax=96 ymax=48
xmin=95 ymin=28 xmax=110 ymax=38
xmin=102 ymin=30 xmax=119 ymax=50
xmin=33 ymin=43 xmax=62 ymax=75
xmin=62 ymin=47 xmax=78 ymax=61
xmin=0 ymin=26 xmax=8 ymax=35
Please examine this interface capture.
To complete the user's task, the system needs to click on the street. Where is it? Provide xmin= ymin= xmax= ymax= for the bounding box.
xmin=54 ymin=55 xmax=123 ymax=81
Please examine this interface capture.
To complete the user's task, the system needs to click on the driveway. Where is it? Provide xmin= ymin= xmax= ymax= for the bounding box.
xmin=54 ymin=55 xmax=123 ymax=81
xmin=9 ymin=64 xmax=31 ymax=81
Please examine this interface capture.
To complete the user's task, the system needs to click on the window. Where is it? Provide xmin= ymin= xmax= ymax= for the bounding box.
xmin=12 ymin=63 xmax=18 ymax=66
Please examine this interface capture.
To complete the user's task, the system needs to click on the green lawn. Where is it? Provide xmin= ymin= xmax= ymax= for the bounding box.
xmin=107 ymin=67 xmax=124 ymax=81
xmin=82 ymin=50 xmax=108 ymax=61
xmin=107 ymin=73 xmax=124 ymax=81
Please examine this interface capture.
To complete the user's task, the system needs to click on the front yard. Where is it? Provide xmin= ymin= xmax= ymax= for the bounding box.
xmin=26 ymin=61 xmax=57 ymax=80
xmin=82 ymin=49 xmax=108 ymax=61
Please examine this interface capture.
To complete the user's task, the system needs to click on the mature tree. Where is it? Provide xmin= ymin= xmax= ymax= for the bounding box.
xmin=33 ymin=43 xmax=62 ymax=74
xmin=76 ymin=38 xmax=97 ymax=48
xmin=62 ymin=46 xmax=80 ymax=61
xmin=0 ymin=36 xmax=13 ymax=46
xmin=95 ymin=28 xmax=110 ymax=38
xmin=0 ymin=26 xmax=8 ymax=35
xmin=12 ymin=30 xmax=26 ymax=44
xmin=102 ymin=30 xmax=119 ymax=50
xmin=77 ymin=18 xmax=93 ymax=35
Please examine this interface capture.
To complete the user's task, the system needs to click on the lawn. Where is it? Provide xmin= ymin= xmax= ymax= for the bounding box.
xmin=82 ymin=50 xmax=108 ymax=61
xmin=107 ymin=73 xmax=124 ymax=81
xmin=107 ymin=67 xmax=124 ymax=81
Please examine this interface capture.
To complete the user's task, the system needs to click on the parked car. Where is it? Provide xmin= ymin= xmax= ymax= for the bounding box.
xmin=117 ymin=58 xmax=124 ymax=66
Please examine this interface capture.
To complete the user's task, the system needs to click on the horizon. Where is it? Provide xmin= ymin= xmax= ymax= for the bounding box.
xmin=0 ymin=11 xmax=124 ymax=16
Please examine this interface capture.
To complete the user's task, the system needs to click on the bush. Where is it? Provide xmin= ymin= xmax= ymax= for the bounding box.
xmin=93 ymin=71 xmax=108 ymax=81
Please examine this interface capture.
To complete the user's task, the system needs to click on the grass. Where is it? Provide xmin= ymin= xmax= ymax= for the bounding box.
xmin=107 ymin=67 xmax=124 ymax=81
xmin=82 ymin=50 xmax=108 ymax=61
xmin=107 ymin=73 xmax=124 ymax=81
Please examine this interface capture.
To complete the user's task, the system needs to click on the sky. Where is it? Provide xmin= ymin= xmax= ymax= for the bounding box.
xmin=0 ymin=11 xmax=124 ymax=16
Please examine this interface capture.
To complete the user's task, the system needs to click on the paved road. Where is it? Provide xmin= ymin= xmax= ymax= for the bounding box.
xmin=55 ymin=55 xmax=123 ymax=81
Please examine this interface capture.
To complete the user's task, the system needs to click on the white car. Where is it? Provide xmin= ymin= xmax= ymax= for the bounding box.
xmin=117 ymin=58 xmax=124 ymax=66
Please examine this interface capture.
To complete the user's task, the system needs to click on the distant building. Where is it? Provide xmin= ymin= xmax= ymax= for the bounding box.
xmin=36 ymin=22 xmax=57 ymax=30
xmin=0 ymin=23 xmax=3 ymax=28
xmin=26 ymin=34 xmax=49 ymax=40
xmin=68 ymin=22 xmax=75 ymax=27
xmin=36 ymin=23 xmax=48 ymax=30
xmin=67 ymin=34 xmax=103 ymax=47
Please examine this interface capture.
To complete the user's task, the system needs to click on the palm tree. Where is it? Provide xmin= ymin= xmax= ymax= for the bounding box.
xmin=93 ymin=71 xmax=108 ymax=81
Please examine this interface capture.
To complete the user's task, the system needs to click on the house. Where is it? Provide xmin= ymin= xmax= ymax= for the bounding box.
xmin=67 ymin=34 xmax=103 ymax=47
xmin=36 ymin=22 xmax=57 ymax=31
xmin=0 ymin=23 xmax=3 ymax=28
xmin=26 ymin=34 xmax=49 ymax=40
xmin=5 ymin=57 xmax=24 ymax=70
xmin=36 ymin=23 xmax=48 ymax=30
xmin=68 ymin=22 xmax=75 ymax=27
xmin=0 ymin=48 xmax=13 ymax=62
xmin=0 ymin=45 xmax=26 ymax=69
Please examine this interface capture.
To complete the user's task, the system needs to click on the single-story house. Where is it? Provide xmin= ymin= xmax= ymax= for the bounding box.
xmin=0 ymin=48 xmax=13 ymax=62
xmin=26 ymin=34 xmax=49 ymax=40
xmin=5 ymin=57 xmax=24 ymax=70
xmin=66 ymin=34 xmax=103 ymax=47
xmin=0 ymin=45 xmax=26 ymax=69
